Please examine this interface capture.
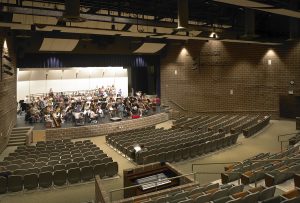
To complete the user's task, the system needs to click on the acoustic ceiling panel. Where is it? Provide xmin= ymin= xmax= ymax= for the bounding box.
xmin=133 ymin=43 xmax=166 ymax=53
xmin=39 ymin=38 xmax=79 ymax=51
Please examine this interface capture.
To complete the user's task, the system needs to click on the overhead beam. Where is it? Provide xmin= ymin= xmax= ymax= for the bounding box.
xmin=0 ymin=4 xmax=225 ymax=33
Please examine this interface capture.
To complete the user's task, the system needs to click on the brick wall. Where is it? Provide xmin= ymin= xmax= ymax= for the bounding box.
xmin=0 ymin=31 xmax=17 ymax=152
xmin=160 ymin=40 xmax=300 ymax=118
xmin=45 ymin=113 xmax=169 ymax=141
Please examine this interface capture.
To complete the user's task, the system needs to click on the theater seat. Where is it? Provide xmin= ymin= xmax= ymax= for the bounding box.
xmin=8 ymin=175 xmax=23 ymax=192
xmin=24 ymin=173 xmax=38 ymax=190
xmin=67 ymin=167 xmax=81 ymax=184
xmin=0 ymin=176 xmax=7 ymax=194
xmin=106 ymin=162 xmax=118 ymax=177
xmin=39 ymin=171 xmax=53 ymax=188
xmin=53 ymin=170 xmax=67 ymax=186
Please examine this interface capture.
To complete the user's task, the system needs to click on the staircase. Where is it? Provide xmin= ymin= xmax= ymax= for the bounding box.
xmin=7 ymin=127 xmax=32 ymax=146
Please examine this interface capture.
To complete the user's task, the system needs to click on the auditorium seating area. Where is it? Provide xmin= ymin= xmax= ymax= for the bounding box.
xmin=221 ymin=145 xmax=299 ymax=186
xmin=0 ymin=139 xmax=118 ymax=193
xmin=243 ymin=116 xmax=271 ymax=138
xmin=106 ymin=114 xmax=271 ymax=165
xmin=118 ymin=181 xmax=280 ymax=203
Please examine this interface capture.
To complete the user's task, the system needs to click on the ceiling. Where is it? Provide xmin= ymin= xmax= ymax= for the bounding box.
xmin=0 ymin=0 xmax=300 ymax=56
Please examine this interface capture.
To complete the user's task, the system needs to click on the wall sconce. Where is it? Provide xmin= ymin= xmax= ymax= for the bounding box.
xmin=268 ymin=59 xmax=272 ymax=66
xmin=174 ymin=70 xmax=178 ymax=75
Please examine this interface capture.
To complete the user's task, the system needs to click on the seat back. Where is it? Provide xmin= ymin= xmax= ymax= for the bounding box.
xmin=8 ymin=175 xmax=23 ymax=192
xmin=24 ymin=173 xmax=38 ymax=190
xmin=53 ymin=170 xmax=67 ymax=186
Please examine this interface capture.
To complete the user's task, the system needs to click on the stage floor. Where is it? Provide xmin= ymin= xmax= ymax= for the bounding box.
xmin=16 ymin=110 xmax=164 ymax=130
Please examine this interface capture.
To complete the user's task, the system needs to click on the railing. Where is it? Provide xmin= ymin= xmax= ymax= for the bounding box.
xmin=168 ymin=99 xmax=188 ymax=112
xmin=26 ymin=127 xmax=34 ymax=146
xmin=277 ymin=132 xmax=299 ymax=151
xmin=107 ymin=159 xmax=300 ymax=203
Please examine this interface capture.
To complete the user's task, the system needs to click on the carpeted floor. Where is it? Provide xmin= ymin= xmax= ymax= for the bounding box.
xmin=0 ymin=119 xmax=297 ymax=203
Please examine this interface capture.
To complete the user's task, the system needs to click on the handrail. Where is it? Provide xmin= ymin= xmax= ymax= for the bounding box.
xmin=192 ymin=158 xmax=300 ymax=172
xmin=108 ymin=167 xmax=300 ymax=202
xmin=109 ymin=172 xmax=195 ymax=202
xmin=277 ymin=132 xmax=299 ymax=142
xmin=168 ymin=99 xmax=188 ymax=112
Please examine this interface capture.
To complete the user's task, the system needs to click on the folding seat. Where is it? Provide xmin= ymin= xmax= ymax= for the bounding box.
xmin=190 ymin=145 xmax=198 ymax=158
xmin=204 ymin=141 xmax=213 ymax=154
xmin=54 ymin=164 xmax=65 ymax=171
xmin=90 ymin=159 xmax=102 ymax=167
xmin=37 ymin=157 xmax=49 ymax=163
xmin=53 ymin=169 xmax=67 ymax=186
xmin=67 ymin=167 xmax=81 ymax=184
xmin=23 ymin=173 xmax=38 ymax=190
xmin=85 ymin=155 xmax=96 ymax=161
xmin=101 ymin=157 xmax=113 ymax=164
xmin=25 ymin=158 xmax=36 ymax=164
xmin=106 ymin=162 xmax=118 ymax=177
xmin=165 ymin=151 xmax=175 ymax=163
xmin=0 ymin=176 xmax=7 ymax=194
xmin=66 ymin=162 xmax=78 ymax=170
xmin=60 ymin=159 xmax=72 ymax=165
xmin=49 ymin=156 xmax=60 ymax=161
xmin=83 ymin=151 xmax=94 ymax=157
xmin=75 ymin=141 xmax=83 ymax=147
xmin=228 ymin=185 xmax=244 ymax=195
xmin=211 ymin=188 xmax=229 ymax=200
xmin=20 ymin=162 xmax=34 ymax=169
xmin=0 ymin=161 xmax=9 ymax=167
xmin=71 ymin=151 xmax=81 ymax=157
xmin=216 ymin=138 xmax=224 ymax=150
xmin=73 ymin=157 xmax=84 ymax=163
xmin=242 ymin=191 xmax=259 ymax=203
xmin=48 ymin=160 xmax=59 ymax=166
xmin=194 ymin=193 xmax=211 ymax=203
xmin=79 ymin=160 xmax=90 ymax=168
xmin=94 ymin=163 xmax=106 ymax=178
xmin=197 ymin=144 xmax=205 ymax=156
xmin=63 ymin=139 xmax=71 ymax=143
xmin=156 ymin=152 xmax=166 ymax=163
xmin=258 ymin=186 xmax=276 ymax=201
xmin=10 ymin=159 xmax=24 ymax=165
xmin=13 ymin=169 xmax=27 ymax=176
xmin=81 ymin=166 xmax=94 ymax=181
xmin=96 ymin=153 xmax=107 ymax=160
xmin=181 ymin=148 xmax=190 ymax=160
xmin=174 ymin=149 xmax=182 ymax=162
xmin=177 ymin=199 xmax=193 ymax=203
xmin=50 ymin=152 xmax=60 ymax=157
xmin=4 ymin=156 xmax=14 ymax=161
xmin=16 ymin=155 xmax=26 ymax=160
xmin=34 ymin=162 xmax=46 ymax=169
xmin=39 ymin=171 xmax=53 ymax=188
xmin=7 ymin=175 xmax=23 ymax=192
xmin=40 ymin=166 xmax=53 ymax=173
xmin=61 ymin=154 xmax=71 ymax=160
xmin=26 ymin=167 xmax=39 ymax=175
xmin=143 ymin=154 xmax=157 ymax=165
xmin=6 ymin=164 xmax=19 ymax=171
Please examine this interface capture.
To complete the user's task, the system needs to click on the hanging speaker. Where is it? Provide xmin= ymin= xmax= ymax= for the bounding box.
xmin=177 ymin=0 xmax=189 ymax=30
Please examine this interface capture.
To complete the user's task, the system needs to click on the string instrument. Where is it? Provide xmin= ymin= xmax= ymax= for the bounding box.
xmin=51 ymin=113 xmax=62 ymax=128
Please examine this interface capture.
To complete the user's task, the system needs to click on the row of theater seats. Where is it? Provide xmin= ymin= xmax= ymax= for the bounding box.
xmin=130 ymin=182 xmax=277 ymax=203
xmin=230 ymin=115 xmax=259 ymax=134
xmin=135 ymin=133 xmax=239 ymax=165
xmin=221 ymin=146 xmax=299 ymax=186
xmin=288 ymin=133 xmax=300 ymax=146
xmin=242 ymin=116 xmax=271 ymax=138
xmin=0 ymin=161 xmax=118 ymax=193
xmin=107 ymin=124 xmax=239 ymax=164
xmin=172 ymin=115 xmax=261 ymax=136
xmin=0 ymin=139 xmax=118 ymax=193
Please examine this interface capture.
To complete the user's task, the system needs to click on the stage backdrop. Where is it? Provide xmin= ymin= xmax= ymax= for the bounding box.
xmin=17 ymin=67 xmax=128 ymax=101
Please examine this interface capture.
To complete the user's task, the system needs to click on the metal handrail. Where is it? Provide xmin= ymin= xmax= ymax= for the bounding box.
xmin=192 ymin=158 xmax=300 ymax=172
xmin=277 ymin=132 xmax=299 ymax=142
xmin=168 ymin=99 xmax=188 ymax=112
xmin=108 ymin=167 xmax=300 ymax=202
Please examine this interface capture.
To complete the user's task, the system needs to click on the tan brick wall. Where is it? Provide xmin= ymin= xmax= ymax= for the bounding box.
xmin=45 ymin=113 xmax=169 ymax=140
xmin=161 ymin=40 xmax=300 ymax=118
xmin=0 ymin=31 xmax=17 ymax=152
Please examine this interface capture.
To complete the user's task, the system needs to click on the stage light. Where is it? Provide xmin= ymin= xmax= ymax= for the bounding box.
xmin=209 ymin=32 xmax=219 ymax=39
xmin=3 ymin=40 xmax=7 ymax=49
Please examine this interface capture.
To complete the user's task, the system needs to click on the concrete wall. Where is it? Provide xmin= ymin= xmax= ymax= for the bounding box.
xmin=45 ymin=113 xmax=169 ymax=141
xmin=160 ymin=40 xmax=300 ymax=118
xmin=0 ymin=31 xmax=17 ymax=152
